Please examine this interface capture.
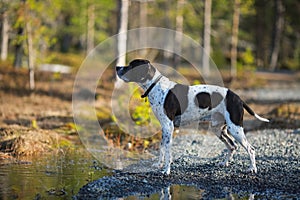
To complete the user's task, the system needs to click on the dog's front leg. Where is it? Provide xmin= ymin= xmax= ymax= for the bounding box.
xmin=160 ymin=121 xmax=174 ymax=175
xmin=153 ymin=141 xmax=165 ymax=169
xmin=153 ymin=120 xmax=174 ymax=173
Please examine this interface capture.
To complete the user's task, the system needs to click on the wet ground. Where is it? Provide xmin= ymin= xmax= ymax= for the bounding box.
xmin=76 ymin=129 xmax=300 ymax=199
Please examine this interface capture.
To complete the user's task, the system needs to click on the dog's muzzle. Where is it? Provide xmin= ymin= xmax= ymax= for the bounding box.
xmin=116 ymin=66 xmax=124 ymax=76
xmin=116 ymin=66 xmax=130 ymax=82
xmin=116 ymin=66 xmax=126 ymax=77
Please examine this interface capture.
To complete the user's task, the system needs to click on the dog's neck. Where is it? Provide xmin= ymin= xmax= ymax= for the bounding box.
xmin=139 ymin=71 xmax=163 ymax=91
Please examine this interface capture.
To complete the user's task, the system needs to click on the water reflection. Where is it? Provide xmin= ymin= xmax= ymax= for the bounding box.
xmin=160 ymin=187 xmax=171 ymax=200
xmin=0 ymin=150 xmax=107 ymax=200
xmin=0 ymin=152 xmax=257 ymax=200
xmin=159 ymin=185 xmax=204 ymax=200
xmin=124 ymin=185 xmax=255 ymax=200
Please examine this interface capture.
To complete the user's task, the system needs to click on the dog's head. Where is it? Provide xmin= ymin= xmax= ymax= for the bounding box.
xmin=116 ymin=59 xmax=156 ymax=83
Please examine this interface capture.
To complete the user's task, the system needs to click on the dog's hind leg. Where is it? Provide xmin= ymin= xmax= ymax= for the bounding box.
xmin=227 ymin=123 xmax=257 ymax=173
xmin=218 ymin=125 xmax=238 ymax=166
xmin=212 ymin=124 xmax=238 ymax=167
xmin=224 ymin=90 xmax=257 ymax=173
xmin=211 ymin=113 xmax=237 ymax=166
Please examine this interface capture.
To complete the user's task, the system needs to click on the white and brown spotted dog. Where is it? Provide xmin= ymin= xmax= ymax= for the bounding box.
xmin=116 ymin=59 xmax=269 ymax=175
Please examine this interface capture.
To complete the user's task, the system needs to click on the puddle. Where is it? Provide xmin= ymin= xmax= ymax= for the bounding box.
xmin=0 ymin=151 xmax=108 ymax=199
xmin=125 ymin=185 xmax=204 ymax=199
xmin=124 ymin=185 xmax=256 ymax=200
xmin=0 ymin=153 xmax=254 ymax=200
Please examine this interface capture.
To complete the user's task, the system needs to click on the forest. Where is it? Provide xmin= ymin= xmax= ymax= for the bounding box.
xmin=1 ymin=0 xmax=299 ymax=75
xmin=0 ymin=0 xmax=300 ymax=199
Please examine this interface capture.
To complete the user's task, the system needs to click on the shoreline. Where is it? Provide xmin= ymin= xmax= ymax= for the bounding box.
xmin=76 ymin=129 xmax=300 ymax=199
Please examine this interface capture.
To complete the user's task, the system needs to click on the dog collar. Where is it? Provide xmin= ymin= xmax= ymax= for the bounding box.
xmin=141 ymin=74 xmax=163 ymax=98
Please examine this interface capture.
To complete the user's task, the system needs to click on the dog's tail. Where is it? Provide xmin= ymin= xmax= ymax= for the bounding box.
xmin=243 ymin=102 xmax=270 ymax=122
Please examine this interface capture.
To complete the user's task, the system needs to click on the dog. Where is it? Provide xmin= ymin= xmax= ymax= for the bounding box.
xmin=116 ymin=59 xmax=269 ymax=175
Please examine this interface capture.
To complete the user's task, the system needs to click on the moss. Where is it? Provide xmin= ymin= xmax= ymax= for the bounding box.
xmin=56 ymin=139 xmax=74 ymax=149
xmin=0 ymin=126 xmax=77 ymax=159
xmin=46 ymin=52 xmax=85 ymax=70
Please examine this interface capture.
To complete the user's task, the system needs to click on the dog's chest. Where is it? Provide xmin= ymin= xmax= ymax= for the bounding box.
xmin=147 ymin=78 xmax=176 ymax=116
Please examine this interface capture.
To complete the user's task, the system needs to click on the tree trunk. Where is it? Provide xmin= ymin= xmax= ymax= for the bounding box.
xmin=1 ymin=10 xmax=9 ymax=61
xmin=25 ymin=19 xmax=35 ymax=90
xmin=202 ymin=0 xmax=212 ymax=76
xmin=139 ymin=1 xmax=147 ymax=27
xmin=174 ymin=0 xmax=185 ymax=68
xmin=138 ymin=1 xmax=147 ymax=57
xmin=116 ymin=0 xmax=129 ymax=66
xmin=294 ymin=33 xmax=300 ymax=63
xmin=115 ymin=0 xmax=129 ymax=88
xmin=87 ymin=3 xmax=95 ymax=54
xmin=269 ymin=0 xmax=284 ymax=71
xmin=254 ymin=0 xmax=267 ymax=68
xmin=23 ymin=0 xmax=35 ymax=90
xmin=163 ymin=0 xmax=172 ymax=63
xmin=60 ymin=15 xmax=72 ymax=53
xmin=230 ymin=0 xmax=240 ymax=77
xmin=13 ymin=27 xmax=24 ymax=68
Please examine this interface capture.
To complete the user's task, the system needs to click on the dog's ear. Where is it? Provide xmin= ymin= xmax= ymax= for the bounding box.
xmin=146 ymin=63 xmax=156 ymax=80
xmin=129 ymin=59 xmax=150 ymax=68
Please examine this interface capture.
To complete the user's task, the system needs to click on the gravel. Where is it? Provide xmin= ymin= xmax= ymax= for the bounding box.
xmin=75 ymin=129 xmax=300 ymax=199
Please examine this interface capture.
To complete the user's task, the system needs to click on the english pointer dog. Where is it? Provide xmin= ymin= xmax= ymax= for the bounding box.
xmin=116 ymin=59 xmax=269 ymax=175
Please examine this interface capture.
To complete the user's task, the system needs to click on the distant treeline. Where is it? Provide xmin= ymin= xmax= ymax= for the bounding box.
xmin=0 ymin=0 xmax=299 ymax=71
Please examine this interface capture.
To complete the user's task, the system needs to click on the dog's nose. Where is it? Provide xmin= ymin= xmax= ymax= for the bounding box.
xmin=116 ymin=66 xmax=125 ymax=77
xmin=116 ymin=66 xmax=122 ymax=71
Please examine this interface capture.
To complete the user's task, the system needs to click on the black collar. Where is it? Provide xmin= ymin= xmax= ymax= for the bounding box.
xmin=141 ymin=74 xmax=163 ymax=98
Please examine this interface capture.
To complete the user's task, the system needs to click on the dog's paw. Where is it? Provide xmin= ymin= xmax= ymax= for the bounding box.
xmin=247 ymin=166 xmax=257 ymax=173
xmin=152 ymin=162 xmax=163 ymax=169
xmin=218 ymin=160 xmax=229 ymax=167
xmin=161 ymin=167 xmax=170 ymax=175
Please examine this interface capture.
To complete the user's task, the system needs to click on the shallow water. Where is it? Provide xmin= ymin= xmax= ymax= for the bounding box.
xmin=124 ymin=185 xmax=256 ymax=200
xmin=125 ymin=185 xmax=205 ymax=200
xmin=0 ymin=153 xmax=288 ymax=200
xmin=0 ymin=152 xmax=250 ymax=200
xmin=0 ymin=150 xmax=108 ymax=200
xmin=0 ymin=152 xmax=218 ymax=200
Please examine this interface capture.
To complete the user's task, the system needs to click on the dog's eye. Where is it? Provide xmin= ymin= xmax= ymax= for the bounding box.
xmin=139 ymin=76 xmax=146 ymax=82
